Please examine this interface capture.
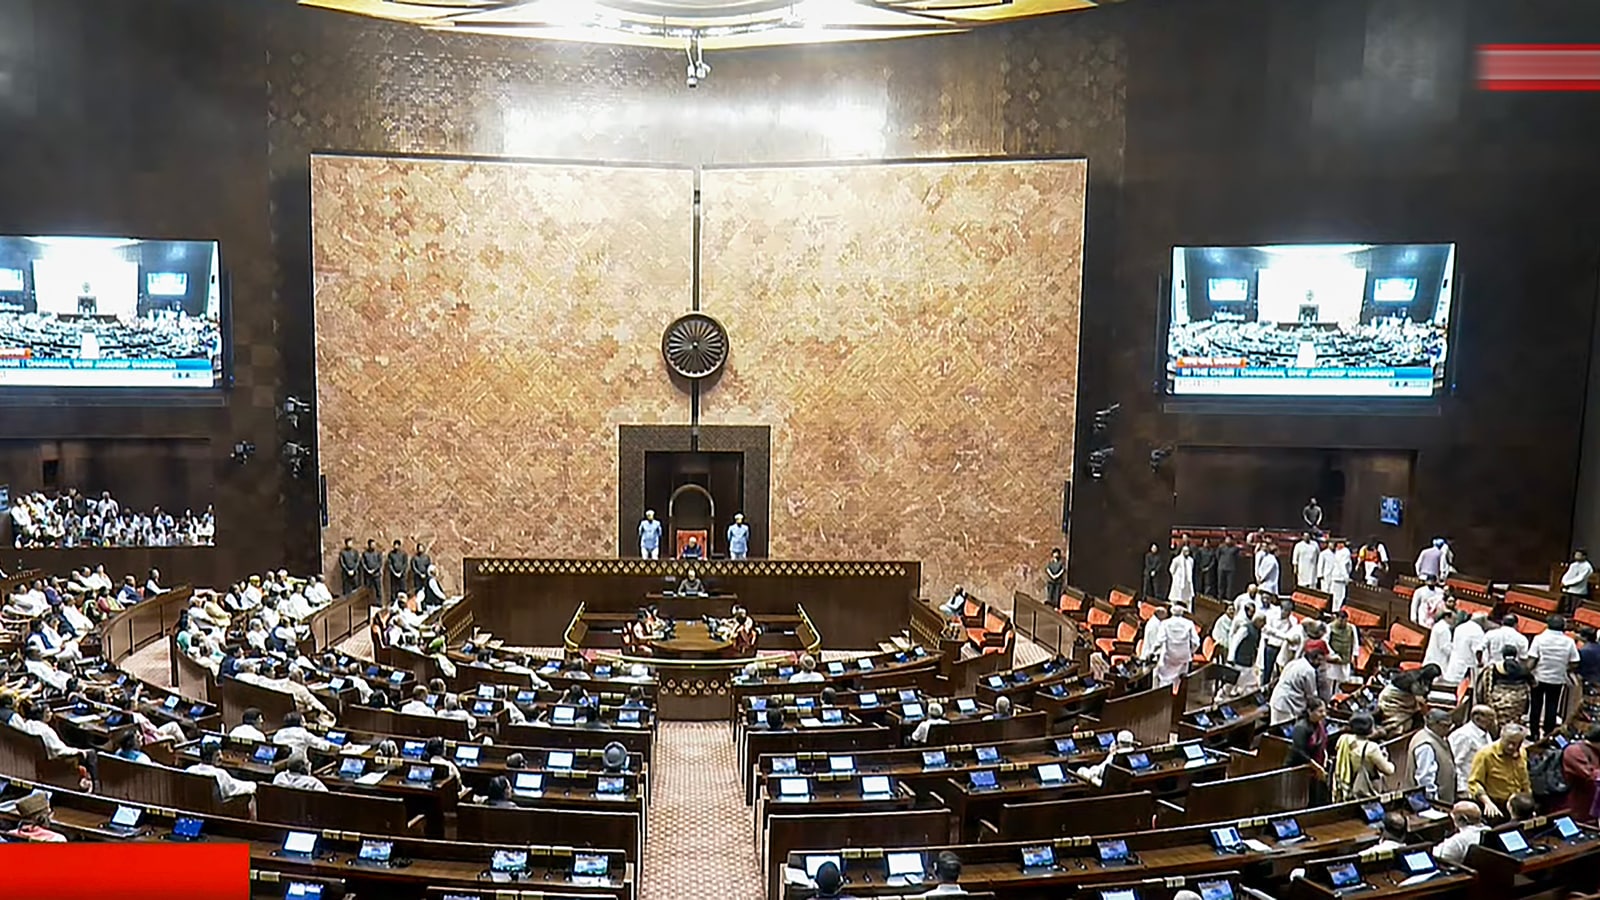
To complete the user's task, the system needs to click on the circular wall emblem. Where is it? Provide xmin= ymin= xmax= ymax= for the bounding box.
xmin=661 ymin=313 xmax=729 ymax=380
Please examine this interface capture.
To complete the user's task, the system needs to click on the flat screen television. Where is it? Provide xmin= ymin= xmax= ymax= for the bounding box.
xmin=1166 ymin=243 xmax=1456 ymax=398
xmin=0 ymin=235 xmax=224 ymax=388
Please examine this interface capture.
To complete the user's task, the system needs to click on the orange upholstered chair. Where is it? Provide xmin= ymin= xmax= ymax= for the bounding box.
xmin=1342 ymin=606 xmax=1381 ymax=629
xmin=675 ymin=530 xmax=709 ymax=558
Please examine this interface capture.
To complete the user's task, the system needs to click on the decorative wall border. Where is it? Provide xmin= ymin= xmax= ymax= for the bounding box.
xmin=470 ymin=558 xmax=914 ymax=578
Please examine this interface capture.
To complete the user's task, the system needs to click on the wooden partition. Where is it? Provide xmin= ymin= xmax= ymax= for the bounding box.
xmin=1174 ymin=765 xmax=1314 ymax=824
xmin=465 ymin=558 xmax=919 ymax=650
xmin=1011 ymin=590 xmax=1079 ymax=658
xmin=100 ymin=584 xmax=193 ymax=666
xmin=172 ymin=639 xmax=216 ymax=701
xmin=308 ymin=586 xmax=372 ymax=653
xmin=257 ymin=782 xmax=425 ymax=835
xmin=217 ymin=675 xmax=299 ymax=729
xmin=457 ymin=804 xmax=642 ymax=865
xmin=1094 ymin=683 xmax=1179 ymax=745
xmin=977 ymin=791 xmax=1156 ymax=842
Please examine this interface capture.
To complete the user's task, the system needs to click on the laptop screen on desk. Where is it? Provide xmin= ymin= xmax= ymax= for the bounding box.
xmin=804 ymin=854 xmax=841 ymax=879
xmin=1055 ymin=738 xmax=1078 ymax=756
xmin=491 ymin=849 xmax=528 ymax=873
xmin=779 ymin=778 xmax=809 ymax=798
xmin=253 ymin=745 xmax=277 ymax=763
xmin=861 ymin=775 xmax=891 ymax=797
xmin=1020 ymin=845 xmax=1054 ymax=868
xmin=339 ymin=758 xmax=366 ymax=778
xmin=1126 ymin=752 xmax=1152 ymax=770
xmin=359 ymin=840 xmax=392 ymax=862
xmin=455 ymin=745 xmax=481 ymax=764
xmin=477 ymin=684 xmax=498 ymax=699
xmin=513 ymin=773 xmax=543 ymax=793
xmin=405 ymin=765 xmax=433 ymax=783
xmin=284 ymin=884 xmax=322 ymax=900
xmin=1198 ymin=881 xmax=1234 ymax=900
xmin=110 ymin=805 xmax=141 ymax=828
xmin=902 ymin=702 xmax=924 ymax=720
xmin=547 ymin=751 xmax=574 ymax=770
xmin=921 ymin=750 xmax=946 ymax=768
xmin=772 ymin=757 xmax=797 ymax=774
xmin=597 ymin=776 xmax=625 ymax=795
xmin=1360 ymin=801 xmax=1384 ymax=823
xmin=1209 ymin=826 xmax=1241 ymax=850
xmin=574 ymin=853 xmax=608 ymax=876
xmin=885 ymin=851 xmax=923 ymax=878
xmin=551 ymin=705 xmax=577 ymax=725
xmin=1405 ymin=790 xmax=1430 ymax=813
xmin=1327 ymin=863 xmax=1361 ymax=888
xmin=859 ymin=692 xmax=879 ymax=708
xmin=1097 ymin=840 xmax=1129 ymax=862
xmin=1181 ymin=743 xmax=1205 ymax=762
xmin=820 ymin=708 xmax=843 ymax=724
xmin=1194 ymin=712 xmax=1213 ymax=728
xmin=172 ymin=816 xmax=203 ymax=838
xmin=1554 ymin=816 xmax=1581 ymax=840
xmin=1097 ymin=733 xmax=1116 ymax=749
xmin=1100 ymin=891 xmax=1136 ymax=900
xmin=969 ymin=770 xmax=997 ymax=790
xmin=282 ymin=831 xmax=317 ymax=856
xmin=1038 ymin=763 xmax=1064 ymax=784
xmin=975 ymin=746 xmax=1000 ymax=764
xmin=1499 ymin=830 xmax=1529 ymax=853
xmin=1271 ymin=818 xmax=1302 ymax=840
xmin=1401 ymin=851 xmax=1436 ymax=875
xmin=401 ymin=741 xmax=426 ymax=759
xmin=956 ymin=698 xmax=977 ymax=715
xmin=829 ymin=756 xmax=854 ymax=774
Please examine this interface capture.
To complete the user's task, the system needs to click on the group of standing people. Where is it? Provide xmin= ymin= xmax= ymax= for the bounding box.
xmin=635 ymin=510 xmax=752 ymax=560
xmin=336 ymin=537 xmax=443 ymax=605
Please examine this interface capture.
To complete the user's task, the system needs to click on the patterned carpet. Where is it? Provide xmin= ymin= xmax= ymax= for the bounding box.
xmin=640 ymin=722 xmax=759 ymax=900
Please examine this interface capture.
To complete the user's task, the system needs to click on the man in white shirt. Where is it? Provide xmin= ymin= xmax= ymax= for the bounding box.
xmin=1410 ymin=577 xmax=1446 ymax=628
xmin=1329 ymin=541 xmax=1353 ymax=611
xmin=1415 ymin=539 xmax=1446 ymax=582
xmin=1292 ymin=533 xmax=1319 ymax=589
xmin=1233 ymin=584 xmax=1262 ymax=622
xmin=4 ymin=584 xmax=48 ymax=619
xmin=1254 ymin=544 xmax=1281 ymax=597
xmin=1447 ymin=705 xmax=1497 ymax=796
xmin=1316 ymin=540 xmax=1337 ymax=592
xmin=22 ymin=649 xmax=72 ymax=693
xmin=917 ymin=851 xmax=969 ymax=896
xmin=910 ymin=702 xmax=948 ymax=744
xmin=1268 ymin=641 xmax=1326 ymax=726
xmin=1154 ymin=604 xmax=1201 ymax=688
xmin=1260 ymin=597 xmax=1297 ymax=682
xmin=438 ymin=694 xmax=478 ymax=732
xmin=59 ymin=595 xmax=94 ymax=636
xmin=788 ymin=655 xmax=826 ymax=684
xmin=1560 ymin=549 xmax=1593 ymax=616
xmin=186 ymin=744 xmax=256 ymax=798
xmin=1483 ymin=614 xmax=1530 ymax=663
xmin=1526 ymin=615 xmax=1580 ymax=741
xmin=306 ymin=576 xmax=334 ymax=608
xmin=1210 ymin=602 xmax=1236 ymax=661
xmin=1168 ymin=547 xmax=1195 ymax=604
xmin=271 ymin=754 xmax=329 ymax=792
xmin=1443 ymin=613 xmax=1487 ymax=684
xmin=1075 ymin=731 xmax=1136 ymax=787
xmin=1433 ymin=801 xmax=1487 ymax=864
xmin=1423 ymin=609 xmax=1455 ymax=671
xmin=229 ymin=708 xmax=268 ymax=742
xmin=13 ymin=704 xmax=85 ymax=759
xmin=1410 ymin=709 xmax=1457 ymax=801
xmin=271 ymin=711 xmax=338 ymax=755
xmin=399 ymin=686 xmax=438 ymax=717
xmin=1141 ymin=607 xmax=1169 ymax=660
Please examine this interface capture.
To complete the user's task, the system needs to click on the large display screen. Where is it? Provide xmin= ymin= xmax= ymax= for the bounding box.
xmin=1166 ymin=243 xmax=1456 ymax=398
xmin=0 ymin=235 xmax=223 ymax=388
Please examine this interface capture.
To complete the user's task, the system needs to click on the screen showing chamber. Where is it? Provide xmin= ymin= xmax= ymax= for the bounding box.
xmin=0 ymin=236 xmax=224 ymax=388
xmin=1166 ymin=243 xmax=1456 ymax=398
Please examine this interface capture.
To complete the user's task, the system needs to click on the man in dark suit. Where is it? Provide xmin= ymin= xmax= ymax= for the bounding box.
xmin=338 ymin=537 xmax=360 ymax=595
xmin=410 ymin=542 xmax=431 ymax=594
xmin=1197 ymin=538 xmax=1218 ymax=598
xmin=1216 ymin=535 xmax=1240 ymax=600
xmin=386 ymin=540 xmax=409 ymax=603
xmin=360 ymin=539 xmax=383 ymax=597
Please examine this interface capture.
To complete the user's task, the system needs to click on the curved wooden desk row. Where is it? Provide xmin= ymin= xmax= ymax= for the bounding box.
xmin=0 ymin=775 xmax=637 ymax=900
xmin=772 ymin=792 xmax=1521 ymax=900
xmin=100 ymin=583 xmax=195 ymax=672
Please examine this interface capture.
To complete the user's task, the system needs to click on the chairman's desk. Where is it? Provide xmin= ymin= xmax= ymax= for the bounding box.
xmin=0 ymin=777 xmax=636 ymax=900
xmin=464 ymin=558 xmax=920 ymax=650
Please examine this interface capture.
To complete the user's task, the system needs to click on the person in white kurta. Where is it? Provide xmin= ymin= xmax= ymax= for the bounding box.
xmin=1155 ymin=607 xmax=1201 ymax=688
xmin=1141 ymin=607 xmax=1169 ymax=660
xmin=1328 ymin=542 xmax=1352 ymax=612
xmin=1423 ymin=610 xmax=1455 ymax=671
xmin=1293 ymin=536 xmax=1320 ymax=588
xmin=1210 ymin=604 xmax=1236 ymax=661
xmin=1168 ymin=549 xmax=1196 ymax=604
xmin=1442 ymin=613 xmax=1486 ymax=684
xmin=1316 ymin=542 xmax=1336 ymax=592
xmin=1254 ymin=546 xmax=1281 ymax=596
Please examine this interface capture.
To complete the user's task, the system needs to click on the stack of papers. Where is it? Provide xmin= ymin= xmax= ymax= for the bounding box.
xmin=354 ymin=771 xmax=387 ymax=785
xmin=1417 ymin=809 xmax=1449 ymax=821
xmin=340 ymin=744 xmax=372 ymax=756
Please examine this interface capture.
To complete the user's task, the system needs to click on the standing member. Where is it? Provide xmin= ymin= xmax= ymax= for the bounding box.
xmin=1154 ymin=604 xmax=1201 ymax=688
xmin=726 ymin=513 xmax=750 ymax=560
xmin=1526 ymin=615 xmax=1579 ymax=741
xmin=1216 ymin=535 xmax=1240 ymax=601
xmin=385 ymin=540 xmax=409 ymax=603
xmin=1044 ymin=548 xmax=1065 ymax=607
xmin=1293 ymin=533 xmax=1320 ymax=589
xmin=1168 ymin=546 xmax=1196 ymax=605
xmin=1255 ymin=542 xmax=1281 ymax=597
xmin=1141 ymin=543 xmax=1163 ymax=599
xmin=1415 ymin=538 xmax=1447 ymax=582
xmin=1467 ymin=723 xmax=1531 ymax=820
xmin=638 ymin=510 xmax=662 ymax=560
xmin=410 ymin=542 xmax=431 ymax=594
xmin=1409 ymin=709 xmax=1458 ymax=802
xmin=1329 ymin=540 xmax=1352 ymax=611
xmin=1197 ymin=538 xmax=1218 ymax=597
xmin=1261 ymin=596 xmax=1297 ymax=682
xmin=1561 ymin=549 xmax=1593 ymax=617
xmin=1303 ymin=498 xmax=1324 ymax=532
xmin=1316 ymin=539 xmax=1336 ymax=592
xmin=338 ymin=537 xmax=360 ymax=596
xmin=360 ymin=539 xmax=383 ymax=596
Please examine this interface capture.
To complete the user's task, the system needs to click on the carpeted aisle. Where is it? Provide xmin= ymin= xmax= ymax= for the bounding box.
xmin=642 ymin=721 xmax=761 ymax=900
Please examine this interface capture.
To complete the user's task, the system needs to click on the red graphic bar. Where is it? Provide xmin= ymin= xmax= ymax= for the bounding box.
xmin=1478 ymin=45 xmax=1600 ymax=91
xmin=0 ymin=842 xmax=250 ymax=900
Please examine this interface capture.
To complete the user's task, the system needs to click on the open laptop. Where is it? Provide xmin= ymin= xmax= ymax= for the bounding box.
xmin=472 ymin=700 xmax=495 ymax=717
xmin=279 ymin=830 xmax=318 ymax=860
xmin=595 ymin=776 xmax=626 ymax=797
xmin=1096 ymin=839 xmax=1134 ymax=866
xmin=253 ymin=745 xmax=279 ymax=764
xmin=975 ymin=746 xmax=1001 ymax=764
xmin=826 ymin=661 xmax=846 ymax=675
xmin=103 ymin=804 xmax=143 ymax=836
xmin=1193 ymin=711 xmax=1214 ymax=728
xmin=861 ymin=775 xmax=892 ymax=800
xmin=337 ymin=758 xmax=366 ymax=780
xmin=885 ymin=850 xmax=925 ymax=885
xmin=573 ymin=853 xmax=609 ymax=880
xmin=1180 ymin=743 xmax=1206 ymax=763
xmin=489 ymin=849 xmax=529 ymax=882
xmin=857 ymin=658 xmax=874 ymax=671
xmin=162 ymin=695 xmax=181 ymax=712
xmin=166 ymin=816 xmax=204 ymax=842
xmin=1550 ymin=816 xmax=1583 ymax=843
xmin=819 ymin=708 xmax=844 ymax=724
xmin=1219 ymin=705 xmax=1239 ymax=721
xmin=1054 ymin=738 xmax=1078 ymax=756
xmin=955 ymin=698 xmax=978 ymax=715
xmin=405 ymin=764 xmax=434 ymax=784
xmin=898 ymin=689 xmax=918 ymax=703
xmin=400 ymin=740 xmax=427 ymax=760
xmin=355 ymin=839 xmax=394 ymax=867
xmin=1125 ymin=752 xmax=1153 ymax=771
xmin=325 ymin=731 xmax=348 ymax=746
xmin=1208 ymin=826 xmax=1245 ymax=854
xmin=969 ymin=770 xmax=999 ymax=791
xmin=1046 ymin=682 xmax=1068 ymax=697
xmin=284 ymin=883 xmax=323 ymax=900
xmin=1019 ymin=844 xmax=1055 ymax=874
xmin=829 ymin=756 xmax=855 ymax=774
xmin=546 ymin=750 xmax=574 ymax=770
xmin=796 ymin=697 xmax=816 ymax=711
xmin=1359 ymin=801 xmax=1385 ymax=824
xmin=550 ymin=705 xmax=577 ymax=726
xmin=901 ymin=702 xmax=925 ymax=720
xmin=749 ymin=697 xmax=768 ymax=711
xmin=778 ymin=777 xmax=810 ymax=800
xmin=454 ymin=744 xmax=482 ymax=766
xmin=477 ymin=684 xmax=498 ymax=699
xmin=1495 ymin=829 xmax=1536 ymax=858
xmin=1397 ymin=850 xmax=1439 ymax=886
xmin=1271 ymin=817 xmax=1308 ymax=844
xmin=512 ymin=772 xmax=544 ymax=797
xmin=1197 ymin=880 xmax=1234 ymax=900
xmin=858 ymin=692 xmax=880 ymax=708
xmin=1327 ymin=862 xmax=1373 ymax=893
xmin=1037 ymin=763 xmax=1066 ymax=786
xmin=1100 ymin=891 xmax=1137 ymax=900
xmin=986 ymin=675 xmax=1006 ymax=688
xmin=804 ymin=854 xmax=841 ymax=881
xmin=772 ymin=756 xmax=798 ymax=774
xmin=921 ymin=750 xmax=947 ymax=770
xmin=1096 ymin=733 xmax=1117 ymax=749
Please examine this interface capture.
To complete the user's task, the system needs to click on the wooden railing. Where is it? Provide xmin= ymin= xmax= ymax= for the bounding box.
xmin=98 ymin=583 xmax=193 ymax=668
xmin=794 ymin=603 xmax=823 ymax=655
xmin=563 ymin=601 xmax=588 ymax=654
xmin=307 ymin=586 xmax=373 ymax=654
xmin=1011 ymin=590 xmax=1079 ymax=658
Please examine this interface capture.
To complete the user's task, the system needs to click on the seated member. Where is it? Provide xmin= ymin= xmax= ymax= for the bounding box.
xmin=919 ymin=851 xmax=968 ymax=896
xmin=5 ymin=792 xmax=67 ymax=842
xmin=272 ymin=710 xmax=337 ymax=755
xmin=1434 ymin=801 xmax=1487 ymax=863
xmin=680 ymin=536 xmax=703 ymax=559
xmin=624 ymin=609 xmax=655 ymax=655
xmin=788 ymin=654 xmax=825 ymax=684
xmin=910 ymin=702 xmax=949 ymax=744
xmin=482 ymin=775 xmax=517 ymax=807
xmin=13 ymin=701 xmax=85 ymax=760
xmin=731 ymin=605 xmax=759 ymax=654
xmin=813 ymin=861 xmax=850 ymax=899
xmin=229 ymin=708 xmax=267 ymax=742
xmin=679 ymin=568 xmax=705 ymax=595
xmin=983 ymin=696 xmax=1013 ymax=721
xmin=272 ymin=753 xmax=329 ymax=792
xmin=186 ymin=743 xmax=256 ymax=798
xmin=115 ymin=730 xmax=153 ymax=763
xmin=1371 ymin=811 xmax=1411 ymax=853
xmin=399 ymin=685 xmax=437 ymax=717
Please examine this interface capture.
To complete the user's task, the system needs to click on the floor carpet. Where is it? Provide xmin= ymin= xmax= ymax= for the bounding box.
xmin=640 ymin=722 xmax=761 ymax=899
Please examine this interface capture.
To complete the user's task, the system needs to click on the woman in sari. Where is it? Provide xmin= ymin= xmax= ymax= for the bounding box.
xmin=1477 ymin=644 xmax=1532 ymax=730
xmin=1376 ymin=665 xmax=1440 ymax=736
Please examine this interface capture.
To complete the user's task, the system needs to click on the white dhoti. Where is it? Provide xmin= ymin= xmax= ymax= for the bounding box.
xmin=1155 ymin=651 xmax=1190 ymax=688
xmin=1330 ymin=581 xmax=1347 ymax=611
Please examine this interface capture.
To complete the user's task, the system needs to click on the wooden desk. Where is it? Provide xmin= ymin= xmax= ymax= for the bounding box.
xmin=1463 ymin=817 xmax=1600 ymax=898
xmin=465 ymin=557 xmax=920 ymax=651
xmin=1101 ymin=743 xmax=1229 ymax=798
xmin=647 ymin=621 xmax=744 ymax=659
xmin=1288 ymin=846 xmax=1473 ymax=900
xmin=1176 ymin=691 xmax=1270 ymax=751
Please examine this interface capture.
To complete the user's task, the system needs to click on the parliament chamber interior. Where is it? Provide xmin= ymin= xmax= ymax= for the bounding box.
xmin=2 ymin=0 xmax=1600 ymax=899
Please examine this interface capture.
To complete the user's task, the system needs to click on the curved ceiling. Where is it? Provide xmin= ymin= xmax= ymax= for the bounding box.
xmin=296 ymin=0 xmax=1124 ymax=51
